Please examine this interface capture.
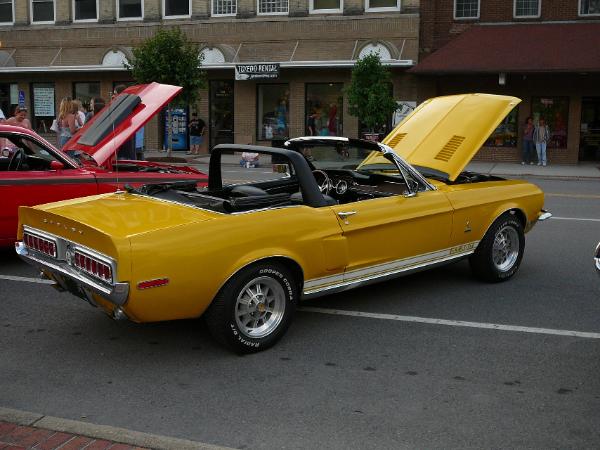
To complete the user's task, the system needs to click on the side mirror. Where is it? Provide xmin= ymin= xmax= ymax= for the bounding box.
xmin=50 ymin=160 xmax=64 ymax=170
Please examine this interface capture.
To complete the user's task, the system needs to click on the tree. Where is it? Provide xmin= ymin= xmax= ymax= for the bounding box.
xmin=126 ymin=27 xmax=206 ymax=156
xmin=346 ymin=53 xmax=398 ymax=137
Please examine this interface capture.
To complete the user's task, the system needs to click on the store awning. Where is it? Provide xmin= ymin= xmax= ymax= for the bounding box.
xmin=410 ymin=23 xmax=600 ymax=74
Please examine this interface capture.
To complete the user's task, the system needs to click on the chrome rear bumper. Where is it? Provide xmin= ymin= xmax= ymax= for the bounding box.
xmin=15 ymin=241 xmax=129 ymax=306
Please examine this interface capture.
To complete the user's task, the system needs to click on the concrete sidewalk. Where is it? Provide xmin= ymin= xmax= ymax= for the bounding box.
xmin=466 ymin=161 xmax=600 ymax=180
xmin=144 ymin=150 xmax=600 ymax=180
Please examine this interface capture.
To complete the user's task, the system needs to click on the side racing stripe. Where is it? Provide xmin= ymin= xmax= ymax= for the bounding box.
xmin=304 ymin=241 xmax=479 ymax=294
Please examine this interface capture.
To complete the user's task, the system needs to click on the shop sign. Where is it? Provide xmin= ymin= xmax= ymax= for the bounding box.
xmin=235 ymin=63 xmax=280 ymax=81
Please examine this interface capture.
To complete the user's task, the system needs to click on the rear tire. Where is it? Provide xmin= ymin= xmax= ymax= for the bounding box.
xmin=469 ymin=212 xmax=525 ymax=282
xmin=204 ymin=262 xmax=298 ymax=354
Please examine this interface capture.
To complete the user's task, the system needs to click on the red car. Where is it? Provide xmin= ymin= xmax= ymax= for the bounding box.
xmin=0 ymin=83 xmax=207 ymax=247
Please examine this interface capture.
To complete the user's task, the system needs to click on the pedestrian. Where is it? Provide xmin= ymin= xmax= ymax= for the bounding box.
xmin=55 ymin=97 xmax=77 ymax=149
xmin=521 ymin=116 xmax=535 ymax=165
xmin=187 ymin=112 xmax=206 ymax=155
xmin=86 ymin=96 xmax=105 ymax=122
xmin=135 ymin=127 xmax=145 ymax=160
xmin=6 ymin=106 xmax=32 ymax=130
xmin=72 ymin=99 xmax=86 ymax=128
xmin=533 ymin=117 xmax=551 ymax=167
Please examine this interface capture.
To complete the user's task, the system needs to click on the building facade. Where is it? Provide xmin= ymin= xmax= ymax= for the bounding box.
xmin=0 ymin=0 xmax=420 ymax=151
xmin=413 ymin=0 xmax=600 ymax=164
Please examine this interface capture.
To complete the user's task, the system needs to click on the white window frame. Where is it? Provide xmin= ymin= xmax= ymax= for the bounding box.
xmin=116 ymin=0 xmax=144 ymax=21
xmin=578 ymin=0 xmax=600 ymax=16
xmin=0 ymin=0 xmax=14 ymax=25
xmin=211 ymin=0 xmax=236 ymax=16
xmin=72 ymin=0 xmax=99 ymax=22
xmin=163 ymin=0 xmax=192 ymax=18
xmin=309 ymin=0 xmax=343 ymax=14
xmin=257 ymin=0 xmax=288 ymax=16
xmin=453 ymin=0 xmax=480 ymax=20
xmin=513 ymin=0 xmax=541 ymax=18
xmin=30 ymin=0 xmax=55 ymax=24
xmin=365 ymin=0 xmax=400 ymax=12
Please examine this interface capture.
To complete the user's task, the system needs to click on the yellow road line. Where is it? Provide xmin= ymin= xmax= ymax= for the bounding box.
xmin=546 ymin=193 xmax=600 ymax=199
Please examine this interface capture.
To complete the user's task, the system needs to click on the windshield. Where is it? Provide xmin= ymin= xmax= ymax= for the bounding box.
xmin=301 ymin=144 xmax=378 ymax=170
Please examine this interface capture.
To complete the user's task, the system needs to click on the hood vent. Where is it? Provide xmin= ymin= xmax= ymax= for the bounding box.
xmin=386 ymin=133 xmax=406 ymax=148
xmin=434 ymin=135 xmax=465 ymax=162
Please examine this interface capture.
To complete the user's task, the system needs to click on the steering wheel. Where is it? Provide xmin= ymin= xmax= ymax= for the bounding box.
xmin=7 ymin=148 xmax=24 ymax=171
xmin=312 ymin=169 xmax=331 ymax=195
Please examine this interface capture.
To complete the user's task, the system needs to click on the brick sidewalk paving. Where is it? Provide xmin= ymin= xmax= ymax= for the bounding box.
xmin=0 ymin=421 xmax=147 ymax=450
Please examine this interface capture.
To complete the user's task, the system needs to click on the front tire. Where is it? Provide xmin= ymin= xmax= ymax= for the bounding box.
xmin=469 ymin=212 xmax=525 ymax=282
xmin=204 ymin=263 xmax=298 ymax=354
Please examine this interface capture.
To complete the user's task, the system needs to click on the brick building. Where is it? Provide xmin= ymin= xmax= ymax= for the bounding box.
xmin=412 ymin=0 xmax=600 ymax=164
xmin=0 ymin=0 xmax=420 ymax=151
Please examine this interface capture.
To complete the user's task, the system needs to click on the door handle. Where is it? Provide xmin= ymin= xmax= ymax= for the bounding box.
xmin=337 ymin=211 xmax=356 ymax=224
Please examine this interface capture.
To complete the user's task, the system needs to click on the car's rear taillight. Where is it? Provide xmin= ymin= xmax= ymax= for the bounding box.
xmin=23 ymin=231 xmax=57 ymax=258
xmin=73 ymin=250 xmax=113 ymax=283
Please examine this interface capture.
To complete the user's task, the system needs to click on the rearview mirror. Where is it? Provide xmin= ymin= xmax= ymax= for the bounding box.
xmin=50 ymin=161 xmax=64 ymax=170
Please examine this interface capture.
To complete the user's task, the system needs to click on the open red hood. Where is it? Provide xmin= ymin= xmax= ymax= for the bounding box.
xmin=63 ymin=83 xmax=182 ymax=167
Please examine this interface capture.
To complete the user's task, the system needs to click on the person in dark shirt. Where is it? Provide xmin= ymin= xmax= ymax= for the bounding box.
xmin=187 ymin=113 xmax=206 ymax=155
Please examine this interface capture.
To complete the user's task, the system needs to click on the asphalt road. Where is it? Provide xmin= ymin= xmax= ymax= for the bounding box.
xmin=1 ymin=177 xmax=599 ymax=449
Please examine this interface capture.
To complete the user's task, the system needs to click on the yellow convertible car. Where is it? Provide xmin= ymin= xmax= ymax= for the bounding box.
xmin=16 ymin=93 xmax=551 ymax=353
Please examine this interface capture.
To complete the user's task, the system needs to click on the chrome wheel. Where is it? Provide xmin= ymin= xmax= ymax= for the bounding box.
xmin=492 ymin=225 xmax=519 ymax=272
xmin=234 ymin=276 xmax=286 ymax=339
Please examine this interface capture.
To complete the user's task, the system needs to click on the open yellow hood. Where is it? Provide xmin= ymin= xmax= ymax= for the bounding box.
xmin=366 ymin=93 xmax=521 ymax=182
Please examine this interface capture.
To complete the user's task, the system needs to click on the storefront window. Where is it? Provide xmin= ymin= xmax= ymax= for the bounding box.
xmin=73 ymin=0 xmax=97 ymax=21
xmin=73 ymin=82 xmax=101 ymax=112
xmin=306 ymin=83 xmax=343 ymax=137
xmin=484 ymin=107 xmax=518 ymax=147
xmin=164 ymin=0 xmax=191 ymax=16
xmin=454 ymin=0 xmax=479 ymax=19
xmin=31 ymin=0 xmax=54 ymax=22
xmin=118 ymin=0 xmax=143 ymax=19
xmin=0 ymin=83 xmax=17 ymax=123
xmin=580 ymin=0 xmax=600 ymax=15
xmin=0 ymin=0 xmax=13 ymax=23
xmin=31 ymin=83 xmax=55 ymax=134
xmin=310 ymin=0 xmax=341 ymax=12
xmin=532 ymin=97 xmax=569 ymax=149
xmin=257 ymin=84 xmax=289 ymax=141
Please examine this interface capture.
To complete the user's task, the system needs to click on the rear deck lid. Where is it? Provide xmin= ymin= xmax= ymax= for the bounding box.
xmin=63 ymin=83 xmax=182 ymax=167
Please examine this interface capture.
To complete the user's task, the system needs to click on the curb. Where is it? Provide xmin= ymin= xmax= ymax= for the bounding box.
xmin=0 ymin=407 xmax=233 ymax=450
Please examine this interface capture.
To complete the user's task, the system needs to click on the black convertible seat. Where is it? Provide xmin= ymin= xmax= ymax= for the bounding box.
xmin=223 ymin=192 xmax=291 ymax=212
xmin=229 ymin=185 xmax=269 ymax=197
xmin=77 ymin=94 xmax=142 ymax=147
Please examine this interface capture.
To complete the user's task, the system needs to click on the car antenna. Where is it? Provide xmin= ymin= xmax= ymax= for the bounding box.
xmin=113 ymin=88 xmax=122 ymax=193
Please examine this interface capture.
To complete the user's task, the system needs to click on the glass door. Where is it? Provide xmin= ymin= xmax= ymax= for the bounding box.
xmin=209 ymin=80 xmax=234 ymax=150
xmin=580 ymin=97 xmax=600 ymax=161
